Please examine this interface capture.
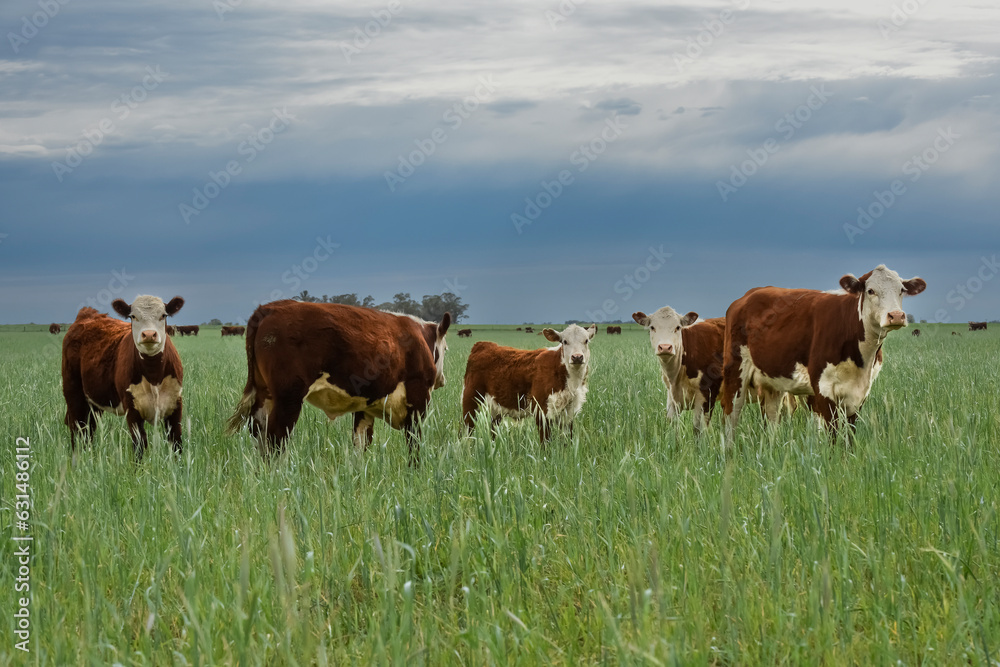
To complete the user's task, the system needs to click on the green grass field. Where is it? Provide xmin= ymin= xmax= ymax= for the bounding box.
xmin=1 ymin=323 xmax=998 ymax=665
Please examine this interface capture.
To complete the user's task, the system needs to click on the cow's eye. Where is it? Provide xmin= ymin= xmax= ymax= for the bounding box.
xmin=675 ymin=326 xmax=681 ymax=332
xmin=867 ymin=289 xmax=875 ymax=296
xmin=650 ymin=326 xmax=655 ymax=332
xmin=160 ymin=314 xmax=167 ymax=320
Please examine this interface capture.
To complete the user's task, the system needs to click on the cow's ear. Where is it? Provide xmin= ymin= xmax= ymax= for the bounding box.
xmin=165 ymin=296 xmax=185 ymax=316
xmin=632 ymin=311 xmax=650 ymax=327
xmin=543 ymin=328 xmax=560 ymax=342
xmin=586 ymin=324 xmax=597 ymax=339
xmin=680 ymin=311 xmax=699 ymax=327
xmin=902 ymin=277 xmax=926 ymax=296
xmin=438 ymin=312 xmax=451 ymax=336
xmin=112 ymin=299 xmax=131 ymax=318
xmin=840 ymin=274 xmax=864 ymax=294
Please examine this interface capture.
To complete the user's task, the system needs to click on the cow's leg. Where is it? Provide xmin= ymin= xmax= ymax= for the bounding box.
xmin=810 ymin=394 xmax=838 ymax=438
xmin=353 ymin=412 xmax=374 ymax=450
xmin=125 ymin=408 xmax=149 ymax=461
xmin=165 ymin=399 xmax=183 ymax=455
xmin=721 ymin=344 xmax=747 ymax=440
xmin=759 ymin=386 xmax=784 ymax=423
xmin=461 ymin=386 xmax=481 ymax=436
xmin=535 ymin=414 xmax=551 ymax=445
xmin=403 ymin=382 xmax=431 ymax=466
xmin=264 ymin=395 xmax=303 ymax=458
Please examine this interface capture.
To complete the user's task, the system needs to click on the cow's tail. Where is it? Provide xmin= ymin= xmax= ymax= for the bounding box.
xmin=225 ymin=306 xmax=264 ymax=434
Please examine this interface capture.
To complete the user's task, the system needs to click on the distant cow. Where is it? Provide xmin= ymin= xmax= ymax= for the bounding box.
xmin=722 ymin=265 xmax=925 ymax=436
xmin=176 ymin=325 xmax=199 ymax=336
xmin=166 ymin=325 xmax=176 ymax=337
xmin=227 ymin=301 xmax=450 ymax=462
xmin=457 ymin=329 xmax=472 ymax=338
xmin=462 ymin=324 xmax=597 ymax=443
xmin=49 ymin=323 xmax=61 ymax=334
xmin=221 ymin=325 xmax=246 ymax=336
xmin=633 ymin=309 xmax=725 ymax=433
xmin=516 ymin=327 xmax=523 ymax=331
xmin=969 ymin=321 xmax=988 ymax=331
xmin=61 ymin=295 xmax=185 ymax=459
xmin=606 ymin=325 xmax=622 ymax=334
xmin=952 ymin=331 xmax=960 ymax=336
xmin=525 ymin=327 xmax=534 ymax=333
xmin=911 ymin=328 xmax=921 ymax=337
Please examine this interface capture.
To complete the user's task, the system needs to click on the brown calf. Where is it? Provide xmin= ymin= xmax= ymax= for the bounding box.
xmin=61 ymin=295 xmax=185 ymax=459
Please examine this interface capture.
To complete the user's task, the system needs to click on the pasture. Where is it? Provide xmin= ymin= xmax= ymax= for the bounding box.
xmin=1 ymin=323 xmax=999 ymax=665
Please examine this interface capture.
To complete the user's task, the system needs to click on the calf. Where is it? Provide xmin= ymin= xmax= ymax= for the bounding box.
xmin=61 ymin=295 xmax=185 ymax=459
xmin=633 ymin=308 xmax=725 ymax=433
xmin=49 ymin=323 xmax=61 ymax=334
xmin=227 ymin=300 xmax=450 ymax=462
xmin=462 ymin=324 xmax=597 ymax=443
xmin=722 ymin=265 xmax=925 ymax=437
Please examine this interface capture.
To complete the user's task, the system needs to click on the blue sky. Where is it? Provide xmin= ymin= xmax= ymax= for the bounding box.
xmin=1 ymin=0 xmax=998 ymax=324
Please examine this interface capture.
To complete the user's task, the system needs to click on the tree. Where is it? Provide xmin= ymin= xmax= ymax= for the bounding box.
xmin=907 ymin=313 xmax=915 ymax=324
xmin=362 ymin=295 xmax=376 ymax=308
xmin=325 ymin=293 xmax=362 ymax=306
xmin=294 ymin=290 xmax=320 ymax=303
xmin=421 ymin=292 xmax=469 ymax=323
xmin=207 ymin=318 xmax=222 ymax=326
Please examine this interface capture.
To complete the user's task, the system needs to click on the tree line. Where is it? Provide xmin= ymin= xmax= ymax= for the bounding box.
xmin=293 ymin=291 xmax=469 ymax=323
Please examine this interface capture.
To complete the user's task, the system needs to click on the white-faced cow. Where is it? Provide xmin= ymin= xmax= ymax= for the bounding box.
xmin=722 ymin=265 xmax=926 ymax=437
xmin=462 ymin=324 xmax=597 ymax=443
xmin=632 ymin=308 xmax=725 ymax=433
xmin=226 ymin=300 xmax=450 ymax=463
xmin=61 ymin=295 xmax=185 ymax=459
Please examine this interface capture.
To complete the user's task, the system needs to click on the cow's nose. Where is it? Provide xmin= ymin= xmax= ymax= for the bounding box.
xmin=657 ymin=343 xmax=674 ymax=355
xmin=571 ymin=353 xmax=584 ymax=364
xmin=141 ymin=329 xmax=158 ymax=343
xmin=886 ymin=310 xmax=906 ymax=327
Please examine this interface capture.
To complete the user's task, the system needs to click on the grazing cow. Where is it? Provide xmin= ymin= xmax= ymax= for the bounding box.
xmin=221 ymin=325 xmax=246 ymax=336
xmin=525 ymin=327 xmax=534 ymax=333
xmin=49 ymin=323 xmax=61 ymax=334
xmin=969 ymin=321 xmax=988 ymax=331
xmin=606 ymin=325 xmax=622 ymax=334
xmin=722 ymin=265 xmax=926 ymax=437
xmin=457 ymin=329 xmax=473 ymax=338
xmin=516 ymin=327 xmax=523 ymax=331
xmin=911 ymin=328 xmax=921 ymax=337
xmin=227 ymin=300 xmax=450 ymax=462
xmin=61 ymin=296 xmax=185 ymax=459
xmin=166 ymin=324 xmax=176 ymax=337
xmin=176 ymin=325 xmax=199 ymax=336
xmin=462 ymin=324 xmax=597 ymax=443
xmin=632 ymin=309 xmax=725 ymax=433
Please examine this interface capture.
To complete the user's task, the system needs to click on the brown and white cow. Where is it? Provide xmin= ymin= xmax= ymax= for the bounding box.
xmin=911 ymin=328 xmax=921 ymax=337
xmin=632 ymin=309 xmax=725 ymax=433
xmin=176 ymin=325 xmax=199 ymax=336
xmin=49 ymin=323 xmax=61 ymax=334
xmin=61 ymin=295 xmax=185 ymax=459
xmin=722 ymin=265 xmax=926 ymax=437
xmin=221 ymin=325 xmax=246 ymax=336
xmin=969 ymin=321 xmax=988 ymax=331
xmin=606 ymin=325 xmax=622 ymax=334
xmin=457 ymin=328 xmax=473 ymax=338
xmin=226 ymin=300 xmax=450 ymax=462
xmin=462 ymin=324 xmax=597 ymax=443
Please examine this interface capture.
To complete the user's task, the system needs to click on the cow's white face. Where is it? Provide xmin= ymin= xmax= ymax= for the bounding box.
xmin=632 ymin=307 xmax=698 ymax=358
xmin=544 ymin=324 xmax=597 ymax=369
xmin=841 ymin=265 xmax=926 ymax=332
xmin=112 ymin=295 xmax=184 ymax=357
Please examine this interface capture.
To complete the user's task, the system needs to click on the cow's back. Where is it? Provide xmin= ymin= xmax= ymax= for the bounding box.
xmin=63 ymin=308 xmax=130 ymax=407
xmin=464 ymin=341 xmax=562 ymax=408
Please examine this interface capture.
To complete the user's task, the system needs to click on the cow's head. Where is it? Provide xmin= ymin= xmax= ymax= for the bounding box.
xmin=113 ymin=295 xmax=184 ymax=357
xmin=633 ymin=307 xmax=698 ymax=358
xmin=543 ymin=323 xmax=597 ymax=369
xmin=431 ymin=312 xmax=451 ymax=389
xmin=840 ymin=265 xmax=925 ymax=332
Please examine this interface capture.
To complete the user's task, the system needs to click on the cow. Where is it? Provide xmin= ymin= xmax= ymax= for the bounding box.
xmin=969 ymin=321 xmax=988 ymax=331
xmin=606 ymin=325 xmax=622 ymax=334
xmin=525 ymin=327 xmax=534 ymax=333
xmin=911 ymin=328 xmax=921 ymax=337
xmin=226 ymin=300 xmax=450 ymax=462
xmin=721 ymin=265 xmax=926 ymax=438
xmin=61 ymin=295 xmax=185 ymax=460
xmin=462 ymin=324 xmax=597 ymax=444
xmin=221 ymin=325 xmax=246 ymax=336
xmin=166 ymin=324 xmax=176 ymax=337
xmin=516 ymin=327 xmax=523 ymax=331
xmin=49 ymin=323 xmax=61 ymax=334
xmin=952 ymin=331 xmax=961 ymax=336
xmin=457 ymin=329 xmax=473 ymax=338
xmin=632 ymin=309 xmax=727 ymax=433
xmin=176 ymin=325 xmax=199 ymax=336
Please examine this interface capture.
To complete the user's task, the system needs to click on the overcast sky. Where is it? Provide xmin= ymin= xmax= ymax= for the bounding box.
xmin=1 ymin=0 xmax=998 ymax=325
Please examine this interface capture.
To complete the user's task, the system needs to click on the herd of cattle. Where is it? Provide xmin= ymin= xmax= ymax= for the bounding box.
xmin=54 ymin=264 xmax=978 ymax=463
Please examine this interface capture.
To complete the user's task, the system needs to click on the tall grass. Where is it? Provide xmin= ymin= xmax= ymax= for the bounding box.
xmin=0 ymin=324 xmax=998 ymax=664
